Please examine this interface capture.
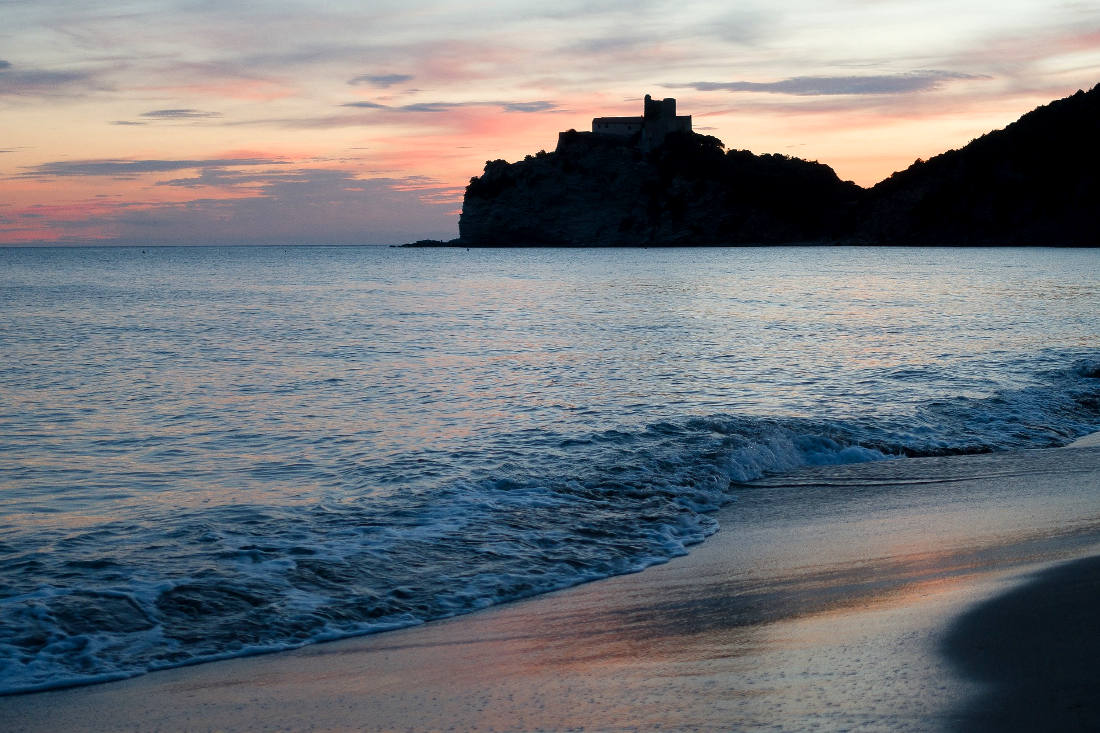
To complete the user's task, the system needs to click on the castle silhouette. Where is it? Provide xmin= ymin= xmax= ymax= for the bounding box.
xmin=574 ymin=94 xmax=693 ymax=151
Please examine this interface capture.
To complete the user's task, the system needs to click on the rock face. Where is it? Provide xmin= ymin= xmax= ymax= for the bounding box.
xmin=459 ymin=131 xmax=860 ymax=245
xmin=457 ymin=84 xmax=1099 ymax=247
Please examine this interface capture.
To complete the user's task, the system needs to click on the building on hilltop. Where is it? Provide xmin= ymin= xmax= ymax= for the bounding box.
xmin=590 ymin=94 xmax=692 ymax=150
xmin=591 ymin=116 xmax=644 ymax=136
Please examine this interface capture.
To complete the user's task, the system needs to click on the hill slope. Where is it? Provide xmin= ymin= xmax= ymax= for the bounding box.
xmin=857 ymin=83 xmax=1100 ymax=245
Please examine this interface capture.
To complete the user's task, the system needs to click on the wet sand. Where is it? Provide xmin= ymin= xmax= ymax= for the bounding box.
xmin=943 ymin=554 xmax=1100 ymax=732
xmin=4 ymin=442 xmax=1100 ymax=732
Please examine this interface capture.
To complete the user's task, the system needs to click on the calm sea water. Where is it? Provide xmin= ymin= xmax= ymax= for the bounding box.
xmin=1 ymin=245 xmax=1098 ymax=693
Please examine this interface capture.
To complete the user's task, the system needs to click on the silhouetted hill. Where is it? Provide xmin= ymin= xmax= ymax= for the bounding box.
xmin=857 ymin=83 xmax=1100 ymax=245
xmin=459 ymin=131 xmax=860 ymax=245
xmin=455 ymin=85 xmax=1099 ymax=246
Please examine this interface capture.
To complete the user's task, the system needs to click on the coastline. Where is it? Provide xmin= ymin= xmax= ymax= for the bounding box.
xmin=4 ymin=441 xmax=1100 ymax=732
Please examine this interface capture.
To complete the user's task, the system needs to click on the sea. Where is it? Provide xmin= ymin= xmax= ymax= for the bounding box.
xmin=1 ymin=245 xmax=1098 ymax=695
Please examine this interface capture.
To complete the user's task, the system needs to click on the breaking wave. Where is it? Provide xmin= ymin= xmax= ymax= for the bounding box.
xmin=2 ymin=357 xmax=1097 ymax=695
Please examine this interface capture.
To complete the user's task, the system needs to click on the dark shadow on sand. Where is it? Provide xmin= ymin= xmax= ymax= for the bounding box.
xmin=942 ymin=555 xmax=1100 ymax=732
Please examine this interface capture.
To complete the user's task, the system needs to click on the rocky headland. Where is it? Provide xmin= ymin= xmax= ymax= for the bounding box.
xmin=447 ymin=84 xmax=1098 ymax=247
xmin=460 ymin=131 xmax=860 ymax=245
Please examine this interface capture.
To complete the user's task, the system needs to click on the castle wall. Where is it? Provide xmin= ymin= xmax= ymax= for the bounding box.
xmin=586 ymin=96 xmax=693 ymax=149
xmin=592 ymin=117 xmax=643 ymax=136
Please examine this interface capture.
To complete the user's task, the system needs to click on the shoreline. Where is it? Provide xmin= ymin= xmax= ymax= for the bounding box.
xmin=1069 ymin=431 xmax=1100 ymax=448
xmin=4 ymin=441 xmax=1100 ymax=731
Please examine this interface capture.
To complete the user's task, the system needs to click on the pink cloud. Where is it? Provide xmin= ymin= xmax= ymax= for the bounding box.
xmin=0 ymin=160 xmax=459 ymax=245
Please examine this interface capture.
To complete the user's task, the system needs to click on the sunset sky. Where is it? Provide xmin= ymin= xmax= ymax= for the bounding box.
xmin=2 ymin=0 xmax=1098 ymax=245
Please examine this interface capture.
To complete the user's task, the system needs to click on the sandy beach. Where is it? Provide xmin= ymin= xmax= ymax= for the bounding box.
xmin=4 ymin=440 xmax=1099 ymax=732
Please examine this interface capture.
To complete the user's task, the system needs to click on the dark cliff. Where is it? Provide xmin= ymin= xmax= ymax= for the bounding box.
xmin=459 ymin=131 xmax=860 ymax=245
xmin=456 ymin=85 xmax=1099 ymax=246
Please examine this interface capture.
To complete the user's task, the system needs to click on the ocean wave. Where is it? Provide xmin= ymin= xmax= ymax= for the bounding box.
xmin=1 ymin=355 xmax=1098 ymax=695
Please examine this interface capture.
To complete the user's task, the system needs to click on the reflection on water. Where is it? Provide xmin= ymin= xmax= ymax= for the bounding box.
xmin=0 ymin=245 xmax=1098 ymax=693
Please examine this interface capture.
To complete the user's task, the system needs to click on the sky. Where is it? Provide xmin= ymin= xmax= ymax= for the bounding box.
xmin=2 ymin=0 xmax=1098 ymax=245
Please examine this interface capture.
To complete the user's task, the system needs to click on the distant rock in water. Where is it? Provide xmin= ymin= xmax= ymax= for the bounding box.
xmin=456 ymin=86 xmax=1099 ymax=246
xmin=856 ymin=83 xmax=1100 ymax=245
xmin=400 ymin=238 xmax=461 ymax=247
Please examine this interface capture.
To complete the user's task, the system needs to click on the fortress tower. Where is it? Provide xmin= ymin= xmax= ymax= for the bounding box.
xmin=591 ymin=94 xmax=692 ymax=150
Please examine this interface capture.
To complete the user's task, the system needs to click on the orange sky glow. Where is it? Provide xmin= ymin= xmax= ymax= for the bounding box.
xmin=1 ymin=1 xmax=1098 ymax=245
